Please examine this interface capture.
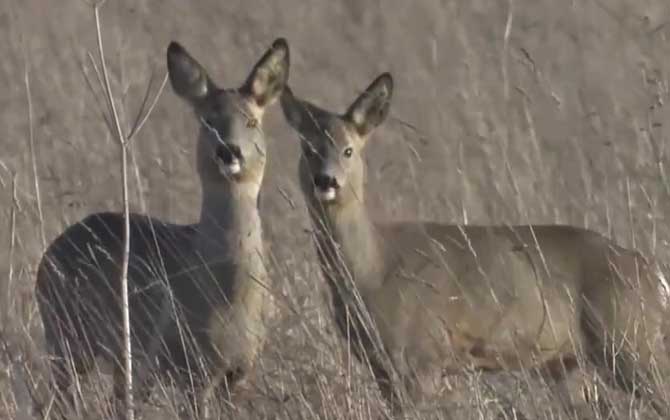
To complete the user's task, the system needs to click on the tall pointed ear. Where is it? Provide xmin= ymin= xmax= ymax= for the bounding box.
xmin=344 ymin=73 xmax=393 ymax=136
xmin=167 ymin=41 xmax=213 ymax=101
xmin=241 ymin=38 xmax=290 ymax=107
xmin=280 ymin=85 xmax=329 ymax=134
xmin=280 ymin=85 xmax=304 ymax=130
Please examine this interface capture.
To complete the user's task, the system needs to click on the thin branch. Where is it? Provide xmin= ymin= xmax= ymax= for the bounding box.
xmin=92 ymin=3 xmax=134 ymax=420
xmin=502 ymin=0 xmax=514 ymax=102
xmin=5 ymin=174 xmax=18 ymax=327
xmin=23 ymin=66 xmax=46 ymax=251
xmin=87 ymin=50 xmax=112 ymax=120
xmin=80 ymin=52 xmax=114 ymax=133
xmin=128 ymin=71 xmax=168 ymax=142
xmin=127 ymin=70 xmax=155 ymax=133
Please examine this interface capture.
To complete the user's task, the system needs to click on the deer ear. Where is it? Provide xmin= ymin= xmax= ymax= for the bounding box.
xmin=241 ymin=38 xmax=290 ymax=107
xmin=280 ymin=85 xmax=303 ymax=130
xmin=344 ymin=73 xmax=393 ymax=136
xmin=167 ymin=41 xmax=213 ymax=101
xmin=280 ymin=85 xmax=330 ymax=135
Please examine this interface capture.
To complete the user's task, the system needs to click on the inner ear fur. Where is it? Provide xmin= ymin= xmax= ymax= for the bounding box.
xmin=280 ymin=86 xmax=334 ymax=136
xmin=345 ymin=73 xmax=393 ymax=136
xmin=242 ymin=38 xmax=290 ymax=107
xmin=167 ymin=41 xmax=214 ymax=101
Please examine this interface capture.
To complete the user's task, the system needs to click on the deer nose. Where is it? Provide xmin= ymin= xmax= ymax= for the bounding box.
xmin=216 ymin=144 xmax=242 ymax=165
xmin=314 ymin=174 xmax=339 ymax=190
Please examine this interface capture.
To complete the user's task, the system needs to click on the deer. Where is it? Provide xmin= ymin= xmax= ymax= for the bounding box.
xmin=35 ymin=38 xmax=289 ymax=419
xmin=280 ymin=72 xmax=670 ymax=418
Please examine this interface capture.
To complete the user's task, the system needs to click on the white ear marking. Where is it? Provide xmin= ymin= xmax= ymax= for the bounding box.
xmin=351 ymin=108 xmax=366 ymax=127
xmin=193 ymin=79 xmax=209 ymax=98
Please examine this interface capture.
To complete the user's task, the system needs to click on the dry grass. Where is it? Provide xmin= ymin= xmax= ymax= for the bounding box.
xmin=2 ymin=0 xmax=670 ymax=419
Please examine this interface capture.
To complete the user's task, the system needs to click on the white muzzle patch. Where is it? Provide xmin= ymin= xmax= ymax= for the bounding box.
xmin=315 ymin=187 xmax=337 ymax=202
xmin=218 ymin=159 xmax=242 ymax=177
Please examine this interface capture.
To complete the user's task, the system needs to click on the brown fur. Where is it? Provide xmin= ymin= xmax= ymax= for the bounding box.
xmin=35 ymin=38 xmax=290 ymax=418
xmin=281 ymin=73 xmax=670 ymax=417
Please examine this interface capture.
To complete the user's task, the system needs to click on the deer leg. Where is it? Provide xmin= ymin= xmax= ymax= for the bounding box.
xmin=606 ymin=352 xmax=670 ymax=418
xmin=196 ymin=364 xmax=251 ymax=419
xmin=181 ymin=385 xmax=201 ymax=419
xmin=368 ymin=358 xmax=402 ymax=418
xmin=536 ymin=356 xmax=587 ymax=418
xmin=581 ymin=330 xmax=668 ymax=418
xmin=45 ymin=337 xmax=97 ymax=420
xmin=220 ymin=365 xmax=250 ymax=401
xmin=582 ymin=299 xmax=670 ymax=417
xmin=169 ymin=360 xmax=205 ymax=419
xmin=111 ymin=361 xmax=158 ymax=420
xmin=46 ymin=355 xmax=77 ymax=420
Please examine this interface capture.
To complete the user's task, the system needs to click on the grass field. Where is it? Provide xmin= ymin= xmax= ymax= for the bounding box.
xmin=1 ymin=0 xmax=670 ymax=418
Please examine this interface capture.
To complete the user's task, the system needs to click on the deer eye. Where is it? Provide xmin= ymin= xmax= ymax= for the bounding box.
xmin=303 ymin=142 xmax=317 ymax=158
xmin=200 ymin=116 xmax=215 ymax=129
xmin=246 ymin=118 xmax=258 ymax=129
xmin=343 ymin=147 xmax=353 ymax=158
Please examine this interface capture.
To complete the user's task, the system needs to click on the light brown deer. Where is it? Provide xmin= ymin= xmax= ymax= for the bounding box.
xmin=35 ymin=38 xmax=289 ymax=418
xmin=280 ymin=73 xmax=670 ymax=417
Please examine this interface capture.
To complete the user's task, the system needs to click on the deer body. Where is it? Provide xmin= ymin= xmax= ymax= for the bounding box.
xmin=36 ymin=38 xmax=290 ymax=418
xmin=282 ymin=74 xmax=670 ymax=416
xmin=317 ymin=217 xmax=662 ymax=372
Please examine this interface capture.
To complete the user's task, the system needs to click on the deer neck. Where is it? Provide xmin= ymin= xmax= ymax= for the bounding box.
xmin=198 ymin=180 xmax=261 ymax=236
xmin=311 ymin=196 xmax=385 ymax=293
xmin=193 ymin=125 xmax=265 ymax=263
xmin=195 ymin=180 xmax=267 ymax=307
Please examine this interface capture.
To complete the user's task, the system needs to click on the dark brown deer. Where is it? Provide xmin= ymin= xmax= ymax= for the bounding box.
xmin=280 ymin=72 xmax=670 ymax=417
xmin=35 ymin=38 xmax=289 ymax=418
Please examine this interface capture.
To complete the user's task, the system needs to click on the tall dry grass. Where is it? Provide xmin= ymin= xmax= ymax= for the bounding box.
xmin=1 ymin=0 xmax=670 ymax=419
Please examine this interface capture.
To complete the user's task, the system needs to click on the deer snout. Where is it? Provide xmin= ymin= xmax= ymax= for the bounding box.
xmin=216 ymin=144 xmax=243 ymax=176
xmin=314 ymin=174 xmax=339 ymax=190
xmin=313 ymin=174 xmax=339 ymax=202
xmin=216 ymin=144 xmax=242 ymax=164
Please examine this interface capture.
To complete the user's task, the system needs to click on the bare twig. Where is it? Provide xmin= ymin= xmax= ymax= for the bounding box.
xmin=625 ymin=177 xmax=636 ymax=249
xmin=502 ymin=0 xmax=514 ymax=102
xmin=127 ymin=71 xmax=168 ymax=142
xmin=5 ymin=174 xmax=18 ymax=327
xmin=85 ymin=4 xmax=166 ymax=418
xmin=92 ymin=3 xmax=134 ymax=419
xmin=81 ymin=52 xmax=114 ymax=133
xmin=23 ymin=64 xmax=46 ymax=252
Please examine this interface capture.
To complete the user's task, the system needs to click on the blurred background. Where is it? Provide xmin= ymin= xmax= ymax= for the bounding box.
xmin=1 ymin=0 xmax=670 ymax=418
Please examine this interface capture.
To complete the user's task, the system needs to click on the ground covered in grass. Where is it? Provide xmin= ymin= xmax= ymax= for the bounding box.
xmin=1 ymin=1 xmax=670 ymax=418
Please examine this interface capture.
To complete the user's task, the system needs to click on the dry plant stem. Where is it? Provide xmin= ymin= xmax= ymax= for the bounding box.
xmin=5 ymin=174 xmax=18 ymax=328
xmin=92 ymin=3 xmax=134 ymax=420
xmin=81 ymin=51 xmax=114 ymax=133
xmin=127 ymin=72 xmax=168 ymax=142
xmin=625 ymin=177 xmax=635 ymax=249
xmin=24 ymin=68 xmax=46 ymax=251
xmin=502 ymin=0 xmax=514 ymax=102
xmin=128 ymin=73 xmax=167 ymax=214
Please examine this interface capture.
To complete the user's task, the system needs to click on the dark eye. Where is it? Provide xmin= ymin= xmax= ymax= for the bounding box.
xmin=246 ymin=118 xmax=258 ymax=129
xmin=201 ymin=116 xmax=215 ymax=128
xmin=343 ymin=147 xmax=353 ymax=158
xmin=303 ymin=142 xmax=317 ymax=157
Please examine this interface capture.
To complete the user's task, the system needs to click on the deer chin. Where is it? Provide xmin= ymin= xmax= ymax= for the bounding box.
xmin=315 ymin=187 xmax=337 ymax=203
xmin=217 ymin=159 xmax=242 ymax=178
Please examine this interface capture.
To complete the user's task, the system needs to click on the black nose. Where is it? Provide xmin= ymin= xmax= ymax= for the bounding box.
xmin=216 ymin=144 xmax=242 ymax=165
xmin=314 ymin=174 xmax=338 ymax=190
